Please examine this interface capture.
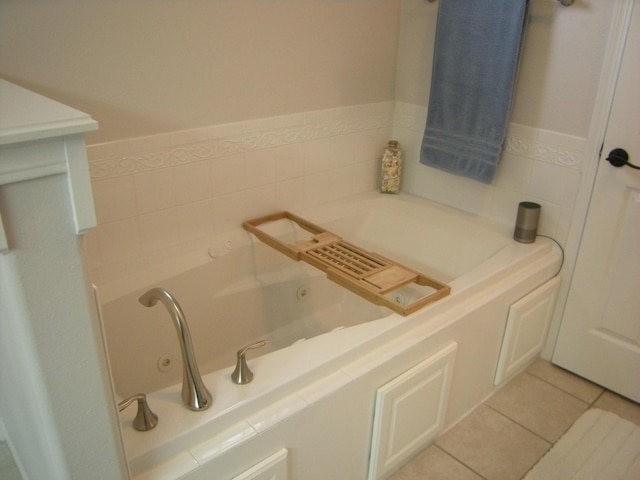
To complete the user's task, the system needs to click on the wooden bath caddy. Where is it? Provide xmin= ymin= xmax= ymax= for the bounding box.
xmin=243 ymin=211 xmax=450 ymax=316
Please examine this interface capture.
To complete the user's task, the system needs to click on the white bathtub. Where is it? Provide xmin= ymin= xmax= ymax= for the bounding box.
xmin=98 ymin=192 xmax=562 ymax=479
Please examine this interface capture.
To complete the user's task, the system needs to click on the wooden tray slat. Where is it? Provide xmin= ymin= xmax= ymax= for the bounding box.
xmin=307 ymin=241 xmax=387 ymax=278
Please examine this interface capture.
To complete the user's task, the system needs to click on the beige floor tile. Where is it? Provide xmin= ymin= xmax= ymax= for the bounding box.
xmin=526 ymin=359 xmax=604 ymax=403
xmin=486 ymin=372 xmax=588 ymax=442
xmin=435 ymin=405 xmax=550 ymax=480
xmin=593 ymin=390 xmax=640 ymax=426
xmin=389 ymin=445 xmax=483 ymax=480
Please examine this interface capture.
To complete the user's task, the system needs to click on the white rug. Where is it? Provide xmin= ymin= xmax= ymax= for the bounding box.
xmin=524 ymin=408 xmax=640 ymax=480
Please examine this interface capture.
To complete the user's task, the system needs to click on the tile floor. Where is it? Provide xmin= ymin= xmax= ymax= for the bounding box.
xmin=390 ymin=359 xmax=640 ymax=480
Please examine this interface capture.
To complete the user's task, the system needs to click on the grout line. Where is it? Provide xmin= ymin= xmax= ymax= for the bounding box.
xmin=525 ymin=367 xmax=603 ymax=405
xmin=589 ymin=388 xmax=608 ymax=408
xmin=519 ymin=461 xmax=541 ymax=480
xmin=432 ymin=444 xmax=490 ymax=480
xmin=484 ymin=403 xmax=555 ymax=447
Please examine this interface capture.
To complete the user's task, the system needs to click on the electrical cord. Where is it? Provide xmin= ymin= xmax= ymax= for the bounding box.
xmin=536 ymin=234 xmax=565 ymax=277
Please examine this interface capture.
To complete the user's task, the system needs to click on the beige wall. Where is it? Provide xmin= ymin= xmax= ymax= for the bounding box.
xmin=0 ymin=0 xmax=400 ymax=145
xmin=0 ymin=0 xmax=615 ymax=142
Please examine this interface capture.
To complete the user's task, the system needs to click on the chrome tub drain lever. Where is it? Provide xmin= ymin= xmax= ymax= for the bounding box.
xmin=231 ymin=340 xmax=267 ymax=385
xmin=118 ymin=393 xmax=158 ymax=431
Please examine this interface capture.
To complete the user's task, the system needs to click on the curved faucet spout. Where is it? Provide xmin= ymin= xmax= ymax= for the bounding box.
xmin=139 ymin=288 xmax=212 ymax=411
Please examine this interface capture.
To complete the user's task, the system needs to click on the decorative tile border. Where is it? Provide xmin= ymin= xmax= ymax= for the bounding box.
xmin=89 ymin=101 xmax=586 ymax=181
xmin=505 ymin=136 xmax=580 ymax=169
xmin=393 ymin=102 xmax=587 ymax=171
xmin=505 ymin=133 xmax=584 ymax=170
xmin=89 ymin=107 xmax=392 ymax=181
xmin=505 ymin=123 xmax=586 ymax=170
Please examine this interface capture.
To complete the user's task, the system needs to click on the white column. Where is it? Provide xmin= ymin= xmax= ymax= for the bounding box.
xmin=0 ymin=81 xmax=129 ymax=479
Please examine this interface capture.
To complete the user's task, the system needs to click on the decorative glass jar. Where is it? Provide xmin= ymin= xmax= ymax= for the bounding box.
xmin=380 ymin=140 xmax=402 ymax=194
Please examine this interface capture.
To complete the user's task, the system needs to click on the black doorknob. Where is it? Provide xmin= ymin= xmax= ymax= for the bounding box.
xmin=606 ymin=148 xmax=640 ymax=169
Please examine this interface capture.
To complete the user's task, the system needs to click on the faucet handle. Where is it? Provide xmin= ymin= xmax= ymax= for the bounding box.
xmin=118 ymin=393 xmax=158 ymax=431
xmin=231 ymin=340 xmax=267 ymax=385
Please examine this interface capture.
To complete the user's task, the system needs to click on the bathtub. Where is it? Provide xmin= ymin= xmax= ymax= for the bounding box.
xmin=98 ymin=192 xmax=562 ymax=479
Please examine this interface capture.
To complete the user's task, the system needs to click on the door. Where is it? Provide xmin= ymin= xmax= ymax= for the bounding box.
xmin=553 ymin=0 xmax=640 ymax=402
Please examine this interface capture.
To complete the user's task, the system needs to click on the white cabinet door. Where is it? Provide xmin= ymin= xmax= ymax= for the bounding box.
xmin=368 ymin=343 xmax=457 ymax=480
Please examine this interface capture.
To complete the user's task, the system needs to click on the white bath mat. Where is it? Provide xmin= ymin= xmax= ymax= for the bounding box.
xmin=524 ymin=408 xmax=640 ymax=480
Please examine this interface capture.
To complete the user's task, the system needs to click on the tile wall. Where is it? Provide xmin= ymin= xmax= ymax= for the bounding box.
xmin=85 ymin=101 xmax=587 ymax=285
xmin=84 ymin=102 xmax=393 ymax=285
xmin=393 ymin=102 xmax=586 ymax=244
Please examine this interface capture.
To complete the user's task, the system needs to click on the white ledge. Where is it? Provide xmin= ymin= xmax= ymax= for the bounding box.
xmin=0 ymin=80 xmax=97 ymax=145
xmin=0 ymin=80 xmax=99 ymax=252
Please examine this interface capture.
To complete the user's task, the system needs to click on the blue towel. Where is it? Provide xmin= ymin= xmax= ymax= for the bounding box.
xmin=420 ymin=0 xmax=529 ymax=184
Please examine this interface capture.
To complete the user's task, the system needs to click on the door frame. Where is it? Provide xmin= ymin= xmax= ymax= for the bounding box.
xmin=545 ymin=0 xmax=636 ymax=360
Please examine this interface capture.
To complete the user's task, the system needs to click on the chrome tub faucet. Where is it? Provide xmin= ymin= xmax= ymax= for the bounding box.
xmin=139 ymin=287 xmax=213 ymax=411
